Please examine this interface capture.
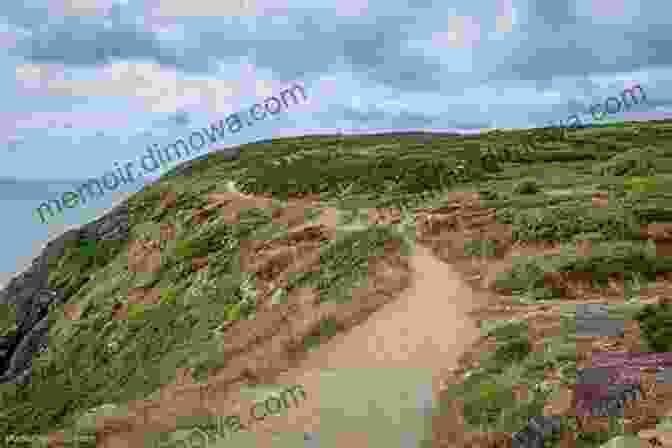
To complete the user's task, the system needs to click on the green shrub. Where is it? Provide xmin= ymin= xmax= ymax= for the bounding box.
xmin=512 ymin=178 xmax=541 ymax=195
xmin=484 ymin=320 xmax=529 ymax=341
xmin=461 ymin=379 xmax=515 ymax=427
xmin=510 ymin=203 xmax=639 ymax=242
xmin=493 ymin=257 xmax=547 ymax=293
xmin=239 ymin=152 xmax=481 ymax=200
xmin=528 ymin=149 xmax=598 ymax=162
xmin=593 ymin=146 xmax=659 ymax=176
xmin=556 ymin=240 xmax=660 ymax=284
xmin=493 ymin=337 xmax=532 ymax=364
xmin=623 ymin=176 xmax=658 ymax=194
xmin=634 ymin=301 xmax=672 ymax=352
xmin=463 ymin=238 xmax=498 ymax=258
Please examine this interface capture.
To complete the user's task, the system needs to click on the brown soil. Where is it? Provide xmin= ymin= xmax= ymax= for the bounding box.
xmin=111 ymin=287 xmax=163 ymax=321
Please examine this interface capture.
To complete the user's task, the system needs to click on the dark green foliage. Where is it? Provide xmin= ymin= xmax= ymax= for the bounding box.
xmin=461 ymin=379 xmax=515 ymax=426
xmin=47 ymin=238 xmax=125 ymax=299
xmin=493 ymin=258 xmax=547 ymax=293
xmin=463 ymin=238 xmax=498 ymax=257
xmin=558 ymin=241 xmax=661 ymax=284
xmin=485 ymin=320 xmax=529 ymax=341
xmin=635 ymin=301 xmax=672 ymax=352
xmin=238 ymin=152 xmax=479 ymax=200
xmin=496 ymin=241 xmax=671 ymax=297
xmin=508 ymin=203 xmax=639 ymax=242
xmin=593 ymin=146 xmax=660 ymax=176
xmin=512 ymin=178 xmax=541 ymax=195
xmin=493 ymin=337 xmax=532 ymax=364
xmin=528 ymin=149 xmax=598 ymax=162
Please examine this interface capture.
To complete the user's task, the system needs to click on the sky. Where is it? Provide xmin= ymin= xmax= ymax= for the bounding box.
xmin=2 ymin=0 xmax=672 ymax=181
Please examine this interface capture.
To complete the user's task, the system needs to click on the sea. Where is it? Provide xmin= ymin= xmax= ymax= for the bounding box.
xmin=0 ymin=177 xmax=150 ymax=289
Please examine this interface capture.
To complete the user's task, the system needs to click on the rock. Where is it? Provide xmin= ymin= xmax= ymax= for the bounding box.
xmin=576 ymin=303 xmax=610 ymax=318
xmin=656 ymin=368 xmax=672 ymax=384
xmin=575 ymin=317 xmax=625 ymax=337
xmin=0 ymin=203 xmax=131 ymax=386
xmin=3 ymin=315 xmax=51 ymax=380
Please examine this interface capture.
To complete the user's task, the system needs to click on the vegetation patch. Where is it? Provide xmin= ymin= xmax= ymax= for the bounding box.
xmin=634 ymin=300 xmax=672 ymax=352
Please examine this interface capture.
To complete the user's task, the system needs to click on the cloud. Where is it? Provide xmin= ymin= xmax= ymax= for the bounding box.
xmin=43 ymin=61 xmax=242 ymax=114
xmin=48 ymin=0 xmax=116 ymax=17
xmin=14 ymin=16 xmax=202 ymax=71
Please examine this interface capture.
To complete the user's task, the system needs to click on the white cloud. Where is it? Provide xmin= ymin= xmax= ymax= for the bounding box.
xmin=42 ymin=61 xmax=247 ymax=114
xmin=50 ymin=0 xmax=116 ymax=17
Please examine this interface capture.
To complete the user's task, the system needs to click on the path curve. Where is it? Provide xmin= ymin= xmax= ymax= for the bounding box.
xmin=100 ymin=244 xmax=485 ymax=447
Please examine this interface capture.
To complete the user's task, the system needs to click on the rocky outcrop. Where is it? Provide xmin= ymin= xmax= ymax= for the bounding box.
xmin=0 ymin=202 xmax=130 ymax=386
xmin=511 ymin=415 xmax=563 ymax=448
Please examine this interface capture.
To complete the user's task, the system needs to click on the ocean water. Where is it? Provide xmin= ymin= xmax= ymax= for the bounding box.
xmin=0 ymin=178 xmax=147 ymax=289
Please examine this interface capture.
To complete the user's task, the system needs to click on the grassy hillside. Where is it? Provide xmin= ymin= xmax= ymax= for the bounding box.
xmin=2 ymin=119 xmax=672 ymax=446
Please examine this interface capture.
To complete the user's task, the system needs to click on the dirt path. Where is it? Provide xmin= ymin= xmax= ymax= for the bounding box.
xmin=96 ymin=244 xmax=486 ymax=447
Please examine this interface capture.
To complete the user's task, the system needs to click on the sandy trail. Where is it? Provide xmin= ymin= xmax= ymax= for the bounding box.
xmin=100 ymin=244 xmax=484 ymax=447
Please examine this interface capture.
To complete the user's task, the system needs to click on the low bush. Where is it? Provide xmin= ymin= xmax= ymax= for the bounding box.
xmin=593 ymin=146 xmax=659 ymax=176
xmin=463 ymin=238 xmax=498 ymax=258
xmin=495 ymin=240 xmax=670 ymax=296
xmin=634 ymin=301 xmax=672 ymax=352
xmin=493 ymin=337 xmax=532 ymax=364
xmin=493 ymin=257 xmax=548 ymax=293
xmin=461 ymin=379 xmax=515 ymax=427
xmin=512 ymin=178 xmax=541 ymax=195
xmin=508 ymin=203 xmax=639 ymax=242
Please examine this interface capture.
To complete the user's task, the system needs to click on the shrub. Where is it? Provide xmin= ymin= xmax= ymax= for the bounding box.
xmin=484 ymin=320 xmax=529 ymax=341
xmin=634 ymin=301 xmax=672 ymax=352
xmin=510 ymin=203 xmax=639 ymax=242
xmin=463 ymin=238 xmax=498 ymax=258
xmin=493 ymin=257 xmax=547 ymax=293
xmin=593 ymin=146 xmax=659 ymax=176
xmin=512 ymin=178 xmax=541 ymax=195
xmin=493 ymin=337 xmax=532 ymax=364
xmin=623 ymin=176 xmax=658 ymax=194
xmin=462 ymin=379 xmax=515 ymax=427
